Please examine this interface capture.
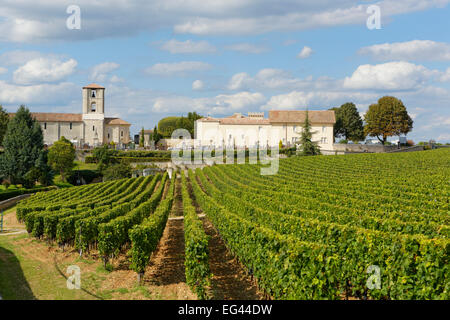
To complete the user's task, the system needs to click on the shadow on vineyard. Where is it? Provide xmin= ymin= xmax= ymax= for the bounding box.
xmin=0 ymin=247 xmax=35 ymax=300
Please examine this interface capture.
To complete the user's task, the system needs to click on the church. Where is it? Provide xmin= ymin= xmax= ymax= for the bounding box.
xmin=24 ymin=84 xmax=131 ymax=148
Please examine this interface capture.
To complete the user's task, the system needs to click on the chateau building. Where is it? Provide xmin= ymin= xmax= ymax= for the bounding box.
xmin=14 ymin=84 xmax=131 ymax=147
xmin=195 ymin=110 xmax=335 ymax=151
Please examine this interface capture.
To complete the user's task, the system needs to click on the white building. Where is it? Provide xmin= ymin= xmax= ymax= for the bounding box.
xmin=11 ymin=83 xmax=131 ymax=148
xmin=195 ymin=110 xmax=336 ymax=150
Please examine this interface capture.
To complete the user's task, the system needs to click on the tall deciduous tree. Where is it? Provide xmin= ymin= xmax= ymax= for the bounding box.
xmin=364 ymin=96 xmax=413 ymax=145
xmin=331 ymin=102 xmax=365 ymax=142
xmin=0 ymin=105 xmax=44 ymax=184
xmin=48 ymin=136 xmax=76 ymax=182
xmin=0 ymin=105 xmax=9 ymax=146
xmin=298 ymin=110 xmax=321 ymax=156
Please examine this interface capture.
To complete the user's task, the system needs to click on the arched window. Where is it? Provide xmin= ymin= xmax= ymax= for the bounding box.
xmin=91 ymin=103 xmax=96 ymax=112
xmin=91 ymin=90 xmax=96 ymax=98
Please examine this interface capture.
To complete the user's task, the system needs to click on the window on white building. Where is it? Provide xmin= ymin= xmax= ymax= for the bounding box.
xmin=91 ymin=90 xmax=96 ymax=98
xmin=70 ymin=122 xmax=72 ymax=130
xmin=44 ymin=123 xmax=47 ymax=130
xmin=91 ymin=103 xmax=96 ymax=112
xmin=322 ymin=126 xmax=326 ymax=133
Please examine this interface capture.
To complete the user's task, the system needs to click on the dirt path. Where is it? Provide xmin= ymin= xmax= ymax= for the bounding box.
xmin=202 ymin=218 xmax=264 ymax=300
xmin=186 ymin=173 xmax=263 ymax=300
xmin=141 ymin=175 xmax=196 ymax=300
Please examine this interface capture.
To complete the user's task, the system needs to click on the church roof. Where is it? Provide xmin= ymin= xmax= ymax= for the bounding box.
xmin=268 ymin=110 xmax=336 ymax=124
xmin=105 ymin=117 xmax=131 ymax=126
xmin=8 ymin=112 xmax=83 ymax=122
xmin=83 ymin=83 xmax=105 ymax=89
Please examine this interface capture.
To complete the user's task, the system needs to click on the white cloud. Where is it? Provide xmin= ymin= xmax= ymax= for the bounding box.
xmin=225 ymin=43 xmax=268 ymax=54
xmin=152 ymin=91 xmax=265 ymax=114
xmin=437 ymin=133 xmax=450 ymax=142
xmin=13 ymin=57 xmax=77 ymax=85
xmin=359 ymin=40 xmax=450 ymax=61
xmin=227 ymin=68 xmax=334 ymax=91
xmin=145 ymin=61 xmax=212 ymax=76
xmin=0 ymin=1 xmax=448 ymax=42
xmin=0 ymin=50 xmax=44 ymax=66
xmin=297 ymin=46 xmax=313 ymax=59
xmin=343 ymin=61 xmax=437 ymax=90
xmin=192 ymin=80 xmax=204 ymax=90
xmin=0 ymin=80 xmax=77 ymax=104
xmin=440 ymin=67 xmax=450 ymax=82
xmin=261 ymin=90 xmax=378 ymax=110
xmin=160 ymin=39 xmax=216 ymax=54
xmin=89 ymin=62 xmax=120 ymax=82
xmin=0 ymin=67 xmax=7 ymax=75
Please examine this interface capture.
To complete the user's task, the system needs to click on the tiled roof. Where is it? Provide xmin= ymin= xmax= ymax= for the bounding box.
xmin=268 ymin=110 xmax=336 ymax=124
xmin=9 ymin=112 xmax=83 ymax=122
xmin=83 ymin=83 xmax=105 ymax=89
xmin=143 ymin=129 xmax=153 ymax=134
xmin=197 ymin=110 xmax=335 ymax=125
xmin=105 ymin=117 xmax=131 ymax=126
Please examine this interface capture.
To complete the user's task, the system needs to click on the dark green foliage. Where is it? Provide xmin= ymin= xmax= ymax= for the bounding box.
xmin=102 ymin=161 xmax=132 ymax=181
xmin=331 ymin=102 xmax=365 ymax=142
xmin=0 ymin=105 xmax=44 ymax=185
xmin=0 ymin=105 xmax=9 ymax=146
xmin=298 ymin=110 xmax=321 ymax=156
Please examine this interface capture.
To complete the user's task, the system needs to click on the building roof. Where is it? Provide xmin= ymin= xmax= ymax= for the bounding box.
xmin=197 ymin=110 xmax=335 ymax=125
xmin=8 ymin=112 xmax=83 ymax=122
xmin=143 ymin=129 xmax=153 ymax=134
xmin=268 ymin=110 xmax=336 ymax=124
xmin=105 ymin=117 xmax=131 ymax=126
xmin=83 ymin=83 xmax=105 ymax=89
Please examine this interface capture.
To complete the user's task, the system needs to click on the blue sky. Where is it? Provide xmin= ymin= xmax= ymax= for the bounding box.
xmin=0 ymin=0 xmax=449 ymax=142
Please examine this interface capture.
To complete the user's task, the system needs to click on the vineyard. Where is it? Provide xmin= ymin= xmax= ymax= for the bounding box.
xmin=12 ymin=148 xmax=450 ymax=300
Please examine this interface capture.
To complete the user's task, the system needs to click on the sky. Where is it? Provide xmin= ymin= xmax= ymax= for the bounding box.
xmin=0 ymin=0 xmax=449 ymax=142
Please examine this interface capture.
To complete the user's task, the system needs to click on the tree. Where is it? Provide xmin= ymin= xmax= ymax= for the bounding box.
xmin=35 ymin=149 xmax=54 ymax=186
xmin=92 ymin=144 xmax=111 ymax=172
xmin=0 ymin=105 xmax=44 ymax=185
xmin=298 ymin=110 xmax=321 ymax=156
xmin=102 ymin=161 xmax=132 ymax=181
xmin=152 ymin=125 xmax=162 ymax=144
xmin=139 ymin=127 xmax=145 ymax=148
xmin=331 ymin=102 xmax=365 ymax=142
xmin=364 ymin=96 xmax=413 ymax=145
xmin=0 ymin=105 xmax=9 ymax=146
xmin=48 ymin=136 xmax=76 ymax=182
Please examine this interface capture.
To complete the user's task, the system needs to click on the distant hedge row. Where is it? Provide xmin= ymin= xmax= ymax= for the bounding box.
xmin=0 ymin=186 xmax=56 ymax=202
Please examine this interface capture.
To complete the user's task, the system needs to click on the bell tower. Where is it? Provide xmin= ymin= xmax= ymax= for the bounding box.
xmin=82 ymin=83 xmax=105 ymax=146
xmin=82 ymin=83 xmax=105 ymax=117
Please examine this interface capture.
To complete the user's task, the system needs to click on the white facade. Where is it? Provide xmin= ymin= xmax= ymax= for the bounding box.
xmin=195 ymin=111 xmax=335 ymax=151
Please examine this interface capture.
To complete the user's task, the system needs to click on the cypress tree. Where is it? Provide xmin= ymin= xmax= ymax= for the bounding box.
xmin=298 ymin=110 xmax=321 ymax=156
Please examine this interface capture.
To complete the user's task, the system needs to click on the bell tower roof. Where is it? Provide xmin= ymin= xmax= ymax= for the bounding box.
xmin=83 ymin=83 xmax=105 ymax=89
